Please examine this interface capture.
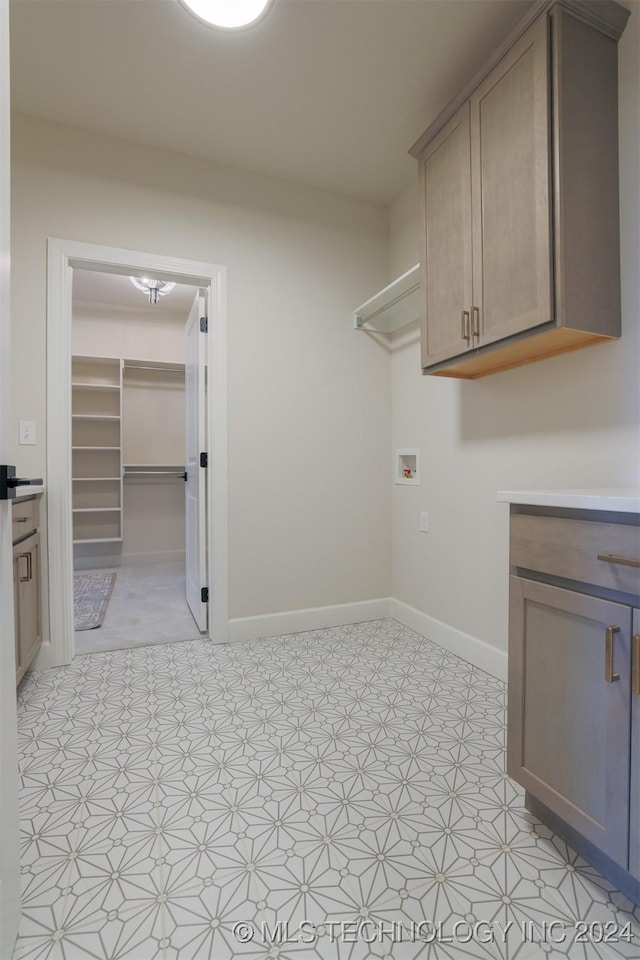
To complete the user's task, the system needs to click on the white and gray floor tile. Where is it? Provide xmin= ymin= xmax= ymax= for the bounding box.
xmin=14 ymin=620 xmax=640 ymax=959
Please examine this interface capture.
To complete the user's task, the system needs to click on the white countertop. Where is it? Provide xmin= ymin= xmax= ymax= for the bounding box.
xmin=14 ymin=485 xmax=44 ymax=498
xmin=497 ymin=489 xmax=640 ymax=513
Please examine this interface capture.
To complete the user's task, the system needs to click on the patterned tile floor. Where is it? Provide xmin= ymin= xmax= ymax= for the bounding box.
xmin=13 ymin=619 xmax=640 ymax=960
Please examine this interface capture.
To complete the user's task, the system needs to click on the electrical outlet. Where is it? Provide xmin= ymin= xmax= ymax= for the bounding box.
xmin=420 ymin=512 xmax=429 ymax=533
xmin=19 ymin=420 xmax=36 ymax=445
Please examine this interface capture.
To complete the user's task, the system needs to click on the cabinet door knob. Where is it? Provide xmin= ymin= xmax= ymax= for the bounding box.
xmin=605 ymin=625 xmax=620 ymax=683
xmin=632 ymin=634 xmax=640 ymax=697
xmin=461 ymin=310 xmax=470 ymax=342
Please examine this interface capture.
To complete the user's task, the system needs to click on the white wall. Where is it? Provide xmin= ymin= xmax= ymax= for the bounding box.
xmin=389 ymin=8 xmax=640 ymax=662
xmin=11 ymin=114 xmax=391 ymax=619
xmin=72 ymin=299 xmax=187 ymax=364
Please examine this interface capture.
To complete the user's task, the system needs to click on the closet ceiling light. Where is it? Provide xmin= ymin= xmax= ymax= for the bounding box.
xmin=178 ymin=0 xmax=272 ymax=30
xmin=130 ymin=277 xmax=176 ymax=305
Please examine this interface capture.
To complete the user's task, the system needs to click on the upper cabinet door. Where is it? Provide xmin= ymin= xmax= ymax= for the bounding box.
xmin=419 ymin=103 xmax=473 ymax=368
xmin=470 ymin=14 xmax=552 ymax=347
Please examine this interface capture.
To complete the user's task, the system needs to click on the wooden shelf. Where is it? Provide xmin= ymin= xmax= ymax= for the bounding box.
xmin=73 ymin=537 xmax=123 ymax=545
xmin=123 ymin=463 xmax=183 ymax=469
xmin=353 ymin=264 xmax=420 ymax=333
xmin=72 ymin=355 xmax=124 ymax=544
xmin=72 ymin=382 xmax=120 ymax=391
xmin=72 ymin=414 xmax=120 ymax=421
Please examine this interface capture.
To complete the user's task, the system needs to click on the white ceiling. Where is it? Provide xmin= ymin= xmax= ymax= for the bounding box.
xmin=10 ymin=0 xmax=533 ymax=204
xmin=73 ymin=269 xmax=198 ymax=314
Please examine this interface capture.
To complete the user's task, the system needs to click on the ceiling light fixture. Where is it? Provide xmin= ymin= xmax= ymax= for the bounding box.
xmin=130 ymin=277 xmax=176 ymax=305
xmin=178 ymin=0 xmax=273 ymax=30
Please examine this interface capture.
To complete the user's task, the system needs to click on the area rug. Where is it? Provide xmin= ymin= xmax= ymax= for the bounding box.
xmin=73 ymin=572 xmax=116 ymax=631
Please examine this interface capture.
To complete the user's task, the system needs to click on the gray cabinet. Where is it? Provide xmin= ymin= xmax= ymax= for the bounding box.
xmin=509 ymin=577 xmax=632 ymax=866
xmin=631 ymin=608 xmax=640 ymax=880
xmin=507 ymin=506 xmax=640 ymax=902
xmin=470 ymin=14 xmax=552 ymax=349
xmin=411 ymin=1 xmax=629 ymax=380
xmin=13 ymin=497 xmax=42 ymax=685
xmin=419 ymin=104 xmax=472 ymax=367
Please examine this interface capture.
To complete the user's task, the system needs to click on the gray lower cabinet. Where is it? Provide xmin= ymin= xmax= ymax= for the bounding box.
xmin=631 ymin=608 xmax=640 ymax=880
xmin=508 ymin=577 xmax=632 ymax=866
xmin=507 ymin=507 xmax=640 ymax=902
xmin=13 ymin=497 xmax=42 ymax=685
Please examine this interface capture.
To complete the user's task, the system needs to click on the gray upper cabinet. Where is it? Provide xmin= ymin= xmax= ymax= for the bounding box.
xmin=420 ymin=104 xmax=473 ymax=367
xmin=410 ymin=0 xmax=630 ymax=380
xmin=470 ymin=14 xmax=552 ymax=349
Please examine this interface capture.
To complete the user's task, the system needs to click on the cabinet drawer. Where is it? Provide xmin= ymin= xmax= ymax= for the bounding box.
xmin=12 ymin=497 xmax=39 ymax=542
xmin=511 ymin=514 xmax=640 ymax=597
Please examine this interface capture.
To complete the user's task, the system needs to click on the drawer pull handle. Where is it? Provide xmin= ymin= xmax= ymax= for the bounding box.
xmin=633 ymin=634 xmax=640 ymax=697
xmin=18 ymin=553 xmax=31 ymax=582
xmin=597 ymin=553 xmax=640 ymax=569
xmin=605 ymin=625 xmax=620 ymax=683
xmin=15 ymin=517 xmax=29 ymax=523
xmin=471 ymin=305 xmax=480 ymax=338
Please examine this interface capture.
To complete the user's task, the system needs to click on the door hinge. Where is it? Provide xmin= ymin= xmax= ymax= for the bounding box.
xmin=200 ymin=317 xmax=208 ymax=333
xmin=200 ymin=452 xmax=208 ymax=468
xmin=201 ymin=587 xmax=209 ymax=603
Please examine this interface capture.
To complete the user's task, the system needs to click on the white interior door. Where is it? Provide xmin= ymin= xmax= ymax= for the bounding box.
xmin=185 ymin=291 xmax=207 ymax=632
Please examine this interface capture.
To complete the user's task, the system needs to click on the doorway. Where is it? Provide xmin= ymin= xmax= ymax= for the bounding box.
xmin=71 ymin=269 xmax=206 ymax=654
xmin=43 ymin=240 xmax=228 ymax=671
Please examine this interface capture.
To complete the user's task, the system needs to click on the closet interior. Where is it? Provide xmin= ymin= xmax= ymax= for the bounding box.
xmin=71 ymin=270 xmax=205 ymax=654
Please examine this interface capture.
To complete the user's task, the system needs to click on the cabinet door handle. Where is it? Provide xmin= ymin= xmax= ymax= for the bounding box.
xmin=18 ymin=553 xmax=30 ymax=582
xmin=471 ymin=305 xmax=480 ymax=338
xmin=605 ymin=625 xmax=620 ymax=683
xmin=633 ymin=634 xmax=640 ymax=696
xmin=461 ymin=310 xmax=470 ymax=342
xmin=597 ymin=553 xmax=640 ymax=569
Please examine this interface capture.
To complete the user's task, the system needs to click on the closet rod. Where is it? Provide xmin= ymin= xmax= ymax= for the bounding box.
xmin=124 ymin=470 xmax=186 ymax=478
xmin=123 ymin=363 xmax=184 ymax=374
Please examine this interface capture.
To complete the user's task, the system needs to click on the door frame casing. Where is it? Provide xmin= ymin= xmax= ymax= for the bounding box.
xmin=184 ymin=291 xmax=208 ymax=632
xmin=0 ymin=0 xmax=21 ymax=953
xmin=43 ymin=238 xmax=228 ymax=669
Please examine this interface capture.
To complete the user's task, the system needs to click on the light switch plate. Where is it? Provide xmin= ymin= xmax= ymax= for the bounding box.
xmin=420 ymin=512 xmax=429 ymax=533
xmin=19 ymin=420 xmax=36 ymax=445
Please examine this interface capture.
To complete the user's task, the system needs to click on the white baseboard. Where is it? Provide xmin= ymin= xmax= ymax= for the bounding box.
xmin=74 ymin=550 xmax=185 ymax=571
xmin=228 ymin=598 xmax=392 ymax=644
xmin=227 ymin=597 xmax=506 ymax=681
xmin=389 ymin=599 xmax=507 ymax=681
xmin=121 ymin=550 xmax=185 ymax=567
